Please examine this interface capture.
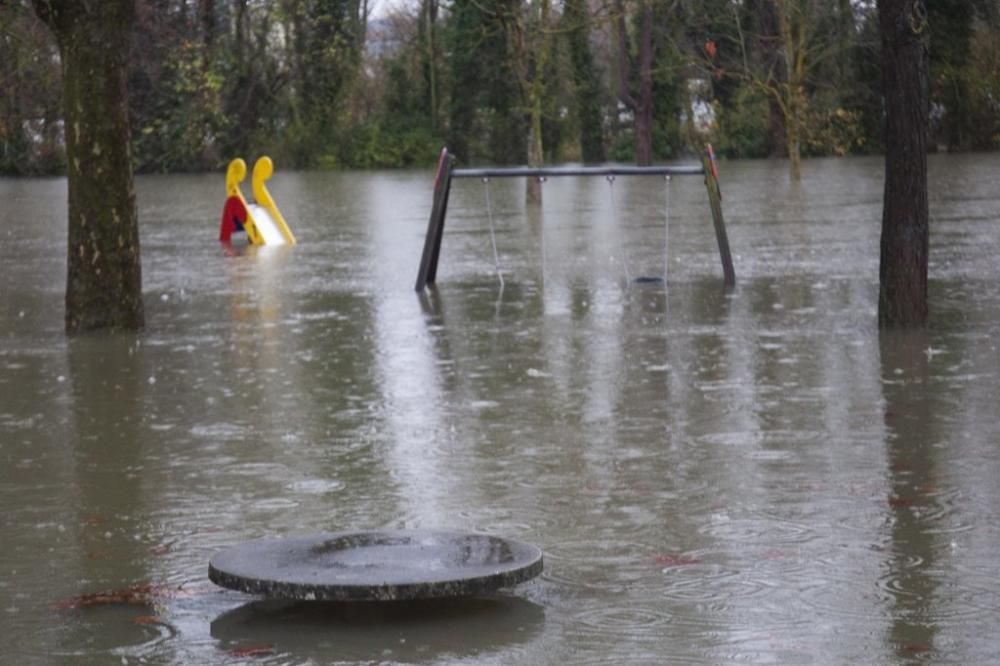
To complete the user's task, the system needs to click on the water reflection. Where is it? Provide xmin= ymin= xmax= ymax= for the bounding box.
xmin=211 ymin=596 xmax=544 ymax=662
xmin=878 ymin=322 xmax=1000 ymax=660
xmin=365 ymin=173 xmax=458 ymax=527
xmin=880 ymin=330 xmax=942 ymax=658
xmin=38 ymin=335 xmax=168 ymax=659
xmin=64 ymin=336 xmax=151 ymax=582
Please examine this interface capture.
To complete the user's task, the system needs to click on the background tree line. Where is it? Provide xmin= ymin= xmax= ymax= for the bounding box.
xmin=1 ymin=0 xmax=998 ymax=176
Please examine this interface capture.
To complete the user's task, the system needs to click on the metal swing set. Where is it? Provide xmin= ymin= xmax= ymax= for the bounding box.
xmin=414 ymin=146 xmax=735 ymax=292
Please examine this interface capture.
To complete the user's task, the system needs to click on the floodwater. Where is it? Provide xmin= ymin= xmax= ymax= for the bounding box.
xmin=2 ymin=154 xmax=999 ymax=664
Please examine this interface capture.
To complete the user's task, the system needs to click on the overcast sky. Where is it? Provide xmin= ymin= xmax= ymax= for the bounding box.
xmin=371 ymin=0 xmax=407 ymax=19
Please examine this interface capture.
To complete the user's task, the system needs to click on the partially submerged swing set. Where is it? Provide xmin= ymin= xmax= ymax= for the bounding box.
xmin=414 ymin=146 xmax=735 ymax=291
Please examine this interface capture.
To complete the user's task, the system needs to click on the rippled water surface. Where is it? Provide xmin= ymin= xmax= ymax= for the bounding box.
xmin=2 ymin=154 xmax=1000 ymax=664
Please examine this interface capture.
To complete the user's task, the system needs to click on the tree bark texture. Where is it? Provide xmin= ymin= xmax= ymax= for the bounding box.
xmin=749 ymin=0 xmax=787 ymax=158
xmin=616 ymin=0 xmax=653 ymax=166
xmin=878 ymin=0 xmax=929 ymax=327
xmin=776 ymin=3 xmax=805 ymax=181
xmin=34 ymin=0 xmax=144 ymax=332
xmin=420 ymin=0 xmax=440 ymax=129
xmin=564 ymin=0 xmax=605 ymax=163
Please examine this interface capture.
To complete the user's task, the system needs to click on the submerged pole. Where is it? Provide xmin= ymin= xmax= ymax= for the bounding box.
xmin=415 ymin=149 xmax=456 ymax=291
xmin=702 ymin=146 xmax=736 ymax=287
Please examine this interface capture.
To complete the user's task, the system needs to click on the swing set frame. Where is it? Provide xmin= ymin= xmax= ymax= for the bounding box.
xmin=414 ymin=146 xmax=735 ymax=291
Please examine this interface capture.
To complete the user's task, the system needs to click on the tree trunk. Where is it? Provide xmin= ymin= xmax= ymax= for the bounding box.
xmin=526 ymin=38 xmax=546 ymax=206
xmin=634 ymin=1 xmax=654 ymax=167
xmin=234 ymin=0 xmax=249 ymax=65
xmin=421 ymin=0 xmax=439 ymax=129
xmin=785 ymin=86 xmax=803 ymax=181
xmin=564 ymin=0 xmax=605 ymax=163
xmin=199 ymin=0 xmax=217 ymax=48
xmin=748 ymin=0 xmax=786 ymax=157
xmin=526 ymin=102 xmax=543 ymax=204
xmin=777 ymin=3 xmax=807 ymax=181
xmin=787 ymin=130 xmax=801 ymax=181
xmin=503 ymin=0 xmax=551 ymax=203
xmin=616 ymin=0 xmax=654 ymax=166
xmin=34 ymin=0 xmax=144 ymax=333
xmin=767 ymin=96 xmax=787 ymax=158
xmin=878 ymin=0 xmax=930 ymax=327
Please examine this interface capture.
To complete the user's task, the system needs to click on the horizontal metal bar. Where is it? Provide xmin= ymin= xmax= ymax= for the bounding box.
xmin=452 ymin=164 xmax=704 ymax=179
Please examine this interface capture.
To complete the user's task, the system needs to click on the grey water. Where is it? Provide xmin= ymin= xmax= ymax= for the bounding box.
xmin=2 ymin=154 xmax=1000 ymax=664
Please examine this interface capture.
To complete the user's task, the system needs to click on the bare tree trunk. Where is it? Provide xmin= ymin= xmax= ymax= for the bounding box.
xmin=356 ymin=0 xmax=369 ymax=49
xmin=526 ymin=113 xmax=543 ymax=204
xmin=34 ymin=0 xmax=144 ymax=333
xmin=756 ymin=0 xmax=787 ymax=158
xmin=616 ymin=0 xmax=654 ymax=166
xmin=234 ymin=0 xmax=248 ymax=64
xmin=634 ymin=1 xmax=653 ymax=166
xmin=785 ymin=88 xmax=803 ymax=181
xmin=502 ymin=0 xmax=552 ymax=203
xmin=564 ymin=0 xmax=605 ymax=162
xmin=878 ymin=0 xmax=929 ymax=327
xmin=285 ymin=0 xmax=307 ymax=127
xmin=777 ymin=1 xmax=805 ymax=180
xmin=199 ymin=0 xmax=217 ymax=49
xmin=421 ymin=0 xmax=439 ymax=129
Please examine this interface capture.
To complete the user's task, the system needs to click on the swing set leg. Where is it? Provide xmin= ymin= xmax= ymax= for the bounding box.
xmin=703 ymin=148 xmax=736 ymax=287
xmin=416 ymin=149 xmax=455 ymax=291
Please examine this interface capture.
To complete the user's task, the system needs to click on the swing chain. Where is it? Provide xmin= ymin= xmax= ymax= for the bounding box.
xmin=482 ymin=177 xmax=505 ymax=289
xmin=604 ymin=174 xmax=631 ymax=282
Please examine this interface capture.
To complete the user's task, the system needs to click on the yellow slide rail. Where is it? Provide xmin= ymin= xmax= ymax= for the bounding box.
xmin=223 ymin=156 xmax=296 ymax=246
xmin=251 ymin=157 xmax=296 ymax=245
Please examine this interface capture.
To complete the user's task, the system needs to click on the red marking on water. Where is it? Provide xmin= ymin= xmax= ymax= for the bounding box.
xmin=901 ymin=643 xmax=932 ymax=654
xmin=888 ymin=495 xmax=915 ymax=509
xmin=56 ymin=583 xmax=166 ymax=610
xmin=225 ymin=644 xmax=276 ymax=658
xmin=149 ymin=543 xmax=172 ymax=556
xmin=55 ymin=582 xmax=198 ymax=610
xmin=132 ymin=614 xmax=161 ymax=625
xmin=654 ymin=554 xmax=701 ymax=567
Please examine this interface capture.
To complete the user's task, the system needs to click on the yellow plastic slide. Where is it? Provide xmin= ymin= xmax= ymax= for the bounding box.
xmin=223 ymin=157 xmax=296 ymax=245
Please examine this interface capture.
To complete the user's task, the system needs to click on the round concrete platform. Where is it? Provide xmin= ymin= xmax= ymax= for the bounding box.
xmin=208 ymin=530 xmax=543 ymax=601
